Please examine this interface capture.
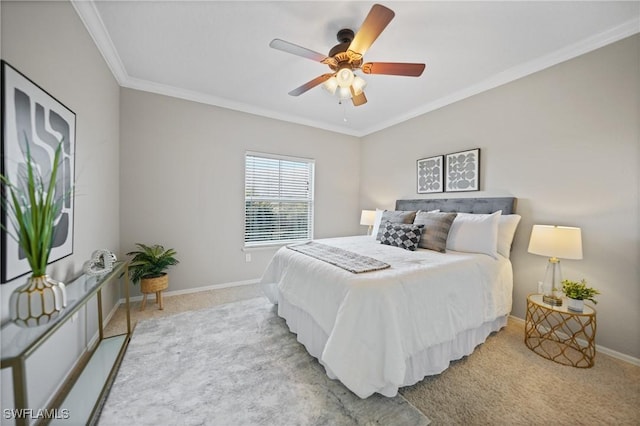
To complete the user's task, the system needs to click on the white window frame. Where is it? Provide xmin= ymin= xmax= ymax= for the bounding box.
xmin=244 ymin=151 xmax=315 ymax=248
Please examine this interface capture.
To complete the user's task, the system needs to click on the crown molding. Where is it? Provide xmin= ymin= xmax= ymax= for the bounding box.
xmin=362 ymin=16 xmax=640 ymax=136
xmin=121 ymin=77 xmax=363 ymax=137
xmin=72 ymin=1 xmax=639 ymax=138
xmin=71 ymin=0 xmax=128 ymax=84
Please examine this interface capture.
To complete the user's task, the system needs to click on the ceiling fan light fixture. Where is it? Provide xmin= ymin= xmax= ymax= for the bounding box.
xmin=337 ymin=86 xmax=351 ymax=100
xmin=351 ymin=75 xmax=367 ymax=95
xmin=270 ymin=4 xmax=423 ymax=108
xmin=336 ymin=67 xmax=355 ymax=88
xmin=322 ymin=76 xmax=339 ymax=95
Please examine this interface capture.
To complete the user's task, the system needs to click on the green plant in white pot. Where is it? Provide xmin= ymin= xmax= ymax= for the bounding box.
xmin=562 ymin=279 xmax=599 ymax=312
xmin=0 ymin=137 xmax=69 ymax=327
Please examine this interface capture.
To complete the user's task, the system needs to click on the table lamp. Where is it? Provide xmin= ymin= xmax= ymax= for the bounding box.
xmin=360 ymin=210 xmax=376 ymax=235
xmin=527 ymin=225 xmax=583 ymax=306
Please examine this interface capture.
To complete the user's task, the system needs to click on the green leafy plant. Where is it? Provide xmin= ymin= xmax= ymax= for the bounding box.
xmin=127 ymin=243 xmax=179 ymax=284
xmin=0 ymin=136 xmax=65 ymax=277
xmin=562 ymin=279 xmax=600 ymax=304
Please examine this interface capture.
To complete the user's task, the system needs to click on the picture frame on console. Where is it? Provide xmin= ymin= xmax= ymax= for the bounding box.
xmin=1 ymin=61 xmax=76 ymax=283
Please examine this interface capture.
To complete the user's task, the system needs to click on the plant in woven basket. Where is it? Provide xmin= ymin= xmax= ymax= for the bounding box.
xmin=126 ymin=243 xmax=179 ymax=284
xmin=562 ymin=279 xmax=599 ymax=304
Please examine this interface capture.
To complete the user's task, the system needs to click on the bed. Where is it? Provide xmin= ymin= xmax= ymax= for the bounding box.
xmin=260 ymin=197 xmax=519 ymax=398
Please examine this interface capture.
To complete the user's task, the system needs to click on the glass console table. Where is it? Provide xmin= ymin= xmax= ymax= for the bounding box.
xmin=1 ymin=262 xmax=131 ymax=426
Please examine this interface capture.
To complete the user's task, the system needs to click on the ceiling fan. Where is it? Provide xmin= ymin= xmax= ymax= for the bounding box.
xmin=269 ymin=3 xmax=426 ymax=107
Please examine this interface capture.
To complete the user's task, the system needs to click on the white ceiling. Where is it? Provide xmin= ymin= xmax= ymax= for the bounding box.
xmin=72 ymin=1 xmax=639 ymax=137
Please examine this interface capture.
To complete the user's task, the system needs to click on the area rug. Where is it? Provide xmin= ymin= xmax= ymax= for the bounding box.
xmin=98 ymin=297 xmax=430 ymax=425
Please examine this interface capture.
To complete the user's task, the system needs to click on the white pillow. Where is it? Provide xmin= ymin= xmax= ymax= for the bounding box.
xmin=446 ymin=211 xmax=502 ymax=258
xmin=497 ymin=214 xmax=522 ymax=258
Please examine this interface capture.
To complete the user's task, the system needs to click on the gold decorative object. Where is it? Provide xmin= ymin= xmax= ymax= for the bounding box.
xmin=10 ymin=275 xmax=67 ymax=327
xmin=524 ymin=294 xmax=596 ymax=368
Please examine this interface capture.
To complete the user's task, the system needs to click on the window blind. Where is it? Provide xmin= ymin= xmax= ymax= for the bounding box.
xmin=244 ymin=153 xmax=314 ymax=247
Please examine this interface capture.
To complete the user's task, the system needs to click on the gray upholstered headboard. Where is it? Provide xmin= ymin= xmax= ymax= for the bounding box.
xmin=395 ymin=197 xmax=516 ymax=215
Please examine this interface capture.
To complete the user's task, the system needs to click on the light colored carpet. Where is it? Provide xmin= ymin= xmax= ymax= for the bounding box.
xmin=400 ymin=318 xmax=640 ymax=425
xmin=104 ymin=284 xmax=640 ymax=425
xmin=99 ymin=296 xmax=429 ymax=425
xmin=103 ymin=284 xmax=265 ymax=337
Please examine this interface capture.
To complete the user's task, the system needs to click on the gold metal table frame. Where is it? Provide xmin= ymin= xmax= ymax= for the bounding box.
xmin=1 ymin=262 xmax=131 ymax=426
xmin=524 ymin=293 xmax=597 ymax=368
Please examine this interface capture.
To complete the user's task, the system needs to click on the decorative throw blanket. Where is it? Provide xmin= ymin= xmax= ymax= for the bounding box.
xmin=287 ymin=241 xmax=390 ymax=273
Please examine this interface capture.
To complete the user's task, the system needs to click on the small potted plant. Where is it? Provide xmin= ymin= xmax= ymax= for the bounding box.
xmin=127 ymin=243 xmax=179 ymax=310
xmin=562 ymin=279 xmax=600 ymax=312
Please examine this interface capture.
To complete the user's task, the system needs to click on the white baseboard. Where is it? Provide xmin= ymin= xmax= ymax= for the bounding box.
xmin=597 ymin=346 xmax=640 ymax=366
xmin=118 ymin=278 xmax=261 ymax=304
xmin=509 ymin=314 xmax=640 ymax=367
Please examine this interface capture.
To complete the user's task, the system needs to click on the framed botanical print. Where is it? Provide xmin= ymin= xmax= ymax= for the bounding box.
xmin=445 ymin=148 xmax=480 ymax=192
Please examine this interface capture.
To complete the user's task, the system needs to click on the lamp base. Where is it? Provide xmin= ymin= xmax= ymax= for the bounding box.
xmin=542 ymin=294 xmax=563 ymax=306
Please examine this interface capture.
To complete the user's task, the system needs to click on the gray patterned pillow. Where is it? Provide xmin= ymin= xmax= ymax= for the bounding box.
xmin=413 ymin=212 xmax=458 ymax=252
xmin=375 ymin=210 xmax=417 ymax=240
xmin=380 ymin=222 xmax=424 ymax=251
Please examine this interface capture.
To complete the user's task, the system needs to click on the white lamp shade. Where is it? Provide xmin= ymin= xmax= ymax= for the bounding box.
xmin=360 ymin=210 xmax=376 ymax=226
xmin=528 ymin=225 xmax=583 ymax=259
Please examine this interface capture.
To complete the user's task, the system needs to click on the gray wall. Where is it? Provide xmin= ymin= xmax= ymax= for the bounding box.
xmin=119 ymin=89 xmax=361 ymax=294
xmin=360 ymin=34 xmax=640 ymax=359
xmin=1 ymin=0 xmax=121 ymax=417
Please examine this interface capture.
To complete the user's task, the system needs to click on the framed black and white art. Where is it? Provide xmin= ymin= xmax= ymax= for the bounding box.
xmin=1 ymin=61 xmax=76 ymax=283
xmin=417 ymin=155 xmax=444 ymax=194
xmin=445 ymin=148 xmax=480 ymax=192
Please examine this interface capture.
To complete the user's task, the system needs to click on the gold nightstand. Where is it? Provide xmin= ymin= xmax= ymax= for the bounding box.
xmin=524 ymin=294 xmax=597 ymax=368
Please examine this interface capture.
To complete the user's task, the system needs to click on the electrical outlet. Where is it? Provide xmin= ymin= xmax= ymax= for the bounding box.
xmin=245 ymin=253 xmax=252 ymax=262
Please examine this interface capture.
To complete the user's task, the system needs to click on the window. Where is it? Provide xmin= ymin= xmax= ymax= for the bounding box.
xmin=244 ymin=152 xmax=314 ymax=247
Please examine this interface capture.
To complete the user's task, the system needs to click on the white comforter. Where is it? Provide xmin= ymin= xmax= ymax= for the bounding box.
xmin=260 ymin=236 xmax=513 ymax=398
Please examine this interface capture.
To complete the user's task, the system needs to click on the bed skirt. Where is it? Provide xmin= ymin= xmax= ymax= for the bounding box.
xmin=277 ymin=295 xmax=508 ymax=397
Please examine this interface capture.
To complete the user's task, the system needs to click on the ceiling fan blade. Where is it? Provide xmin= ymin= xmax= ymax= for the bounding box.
xmin=362 ymin=62 xmax=426 ymax=77
xmin=348 ymin=4 xmax=395 ymax=57
xmin=288 ymin=74 xmax=334 ymax=96
xmin=269 ymin=39 xmax=328 ymax=62
xmin=350 ymin=87 xmax=367 ymax=106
